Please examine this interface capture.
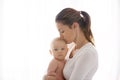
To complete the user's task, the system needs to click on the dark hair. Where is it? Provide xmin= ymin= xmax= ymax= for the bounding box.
xmin=55 ymin=8 xmax=94 ymax=45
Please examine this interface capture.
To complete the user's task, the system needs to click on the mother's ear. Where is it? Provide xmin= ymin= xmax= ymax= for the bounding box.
xmin=72 ymin=22 xmax=80 ymax=32
xmin=72 ymin=22 xmax=79 ymax=29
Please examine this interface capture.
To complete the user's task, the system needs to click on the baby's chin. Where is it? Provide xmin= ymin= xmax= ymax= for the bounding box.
xmin=56 ymin=57 xmax=65 ymax=61
xmin=59 ymin=58 xmax=65 ymax=60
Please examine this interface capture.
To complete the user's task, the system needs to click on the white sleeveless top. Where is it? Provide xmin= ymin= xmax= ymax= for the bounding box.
xmin=63 ymin=42 xmax=98 ymax=80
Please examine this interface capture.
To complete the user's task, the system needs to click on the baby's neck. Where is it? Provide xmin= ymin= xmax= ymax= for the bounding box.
xmin=55 ymin=58 xmax=65 ymax=62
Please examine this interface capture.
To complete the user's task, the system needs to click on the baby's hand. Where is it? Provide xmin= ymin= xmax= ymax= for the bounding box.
xmin=43 ymin=74 xmax=57 ymax=80
xmin=47 ymin=72 xmax=56 ymax=76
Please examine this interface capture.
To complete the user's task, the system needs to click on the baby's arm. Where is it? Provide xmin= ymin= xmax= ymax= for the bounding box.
xmin=47 ymin=59 xmax=58 ymax=76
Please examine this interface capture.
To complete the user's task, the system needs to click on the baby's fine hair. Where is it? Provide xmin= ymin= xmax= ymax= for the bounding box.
xmin=50 ymin=37 xmax=67 ymax=47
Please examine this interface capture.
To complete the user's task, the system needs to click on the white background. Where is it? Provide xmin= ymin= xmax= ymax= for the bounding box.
xmin=0 ymin=0 xmax=120 ymax=80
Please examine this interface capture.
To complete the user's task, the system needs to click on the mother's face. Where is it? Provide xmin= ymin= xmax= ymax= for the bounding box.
xmin=56 ymin=22 xmax=76 ymax=44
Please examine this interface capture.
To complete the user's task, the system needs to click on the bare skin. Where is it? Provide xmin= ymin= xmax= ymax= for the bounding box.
xmin=44 ymin=38 xmax=68 ymax=80
xmin=44 ymin=22 xmax=88 ymax=80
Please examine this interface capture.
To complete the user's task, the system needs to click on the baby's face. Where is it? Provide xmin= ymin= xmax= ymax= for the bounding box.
xmin=51 ymin=40 xmax=68 ymax=61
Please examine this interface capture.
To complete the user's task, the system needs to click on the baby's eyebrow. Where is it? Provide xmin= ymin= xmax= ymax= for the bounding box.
xmin=53 ymin=47 xmax=64 ymax=49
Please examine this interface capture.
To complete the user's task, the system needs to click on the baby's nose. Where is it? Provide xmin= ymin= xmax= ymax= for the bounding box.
xmin=60 ymin=34 xmax=64 ymax=39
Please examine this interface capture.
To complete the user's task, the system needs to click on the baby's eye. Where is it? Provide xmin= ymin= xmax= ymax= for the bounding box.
xmin=61 ymin=30 xmax=64 ymax=33
xmin=61 ymin=48 xmax=64 ymax=50
xmin=54 ymin=49 xmax=58 ymax=51
xmin=59 ymin=30 xmax=64 ymax=33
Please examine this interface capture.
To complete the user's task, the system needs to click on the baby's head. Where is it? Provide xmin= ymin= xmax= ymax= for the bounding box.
xmin=50 ymin=37 xmax=68 ymax=61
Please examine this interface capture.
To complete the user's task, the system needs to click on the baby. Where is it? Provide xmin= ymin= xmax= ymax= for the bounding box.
xmin=46 ymin=37 xmax=68 ymax=80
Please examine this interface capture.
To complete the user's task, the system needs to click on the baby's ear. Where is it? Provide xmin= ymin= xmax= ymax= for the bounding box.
xmin=67 ymin=48 xmax=68 ymax=52
xmin=49 ymin=50 xmax=52 ymax=55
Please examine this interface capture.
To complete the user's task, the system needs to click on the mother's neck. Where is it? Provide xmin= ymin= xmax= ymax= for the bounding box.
xmin=74 ymin=31 xmax=89 ymax=49
xmin=75 ymin=39 xmax=88 ymax=49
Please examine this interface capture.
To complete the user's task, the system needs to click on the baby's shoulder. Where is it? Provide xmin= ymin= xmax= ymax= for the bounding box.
xmin=50 ymin=59 xmax=59 ymax=64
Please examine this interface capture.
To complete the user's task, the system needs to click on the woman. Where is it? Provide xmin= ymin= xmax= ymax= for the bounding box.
xmin=44 ymin=7 xmax=98 ymax=80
